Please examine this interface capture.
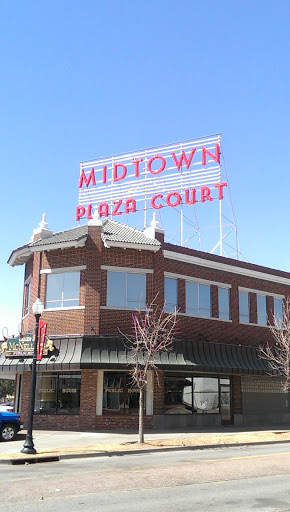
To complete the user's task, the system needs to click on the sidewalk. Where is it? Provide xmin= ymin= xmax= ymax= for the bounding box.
xmin=1 ymin=426 xmax=290 ymax=465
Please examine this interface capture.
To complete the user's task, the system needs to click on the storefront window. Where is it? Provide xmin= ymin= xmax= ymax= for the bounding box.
xmin=35 ymin=372 xmax=81 ymax=414
xmin=193 ymin=377 xmax=219 ymax=414
xmin=164 ymin=375 xmax=228 ymax=415
xmin=164 ymin=377 xmax=193 ymax=414
xmin=103 ymin=373 xmax=143 ymax=415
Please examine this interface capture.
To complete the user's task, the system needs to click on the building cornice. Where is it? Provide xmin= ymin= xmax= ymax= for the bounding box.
xmin=163 ymin=250 xmax=290 ymax=286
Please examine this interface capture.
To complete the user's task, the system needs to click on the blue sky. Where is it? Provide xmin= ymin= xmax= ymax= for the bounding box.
xmin=1 ymin=1 xmax=289 ymax=337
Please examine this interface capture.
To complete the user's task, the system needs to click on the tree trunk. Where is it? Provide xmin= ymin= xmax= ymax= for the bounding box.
xmin=139 ymin=387 xmax=144 ymax=444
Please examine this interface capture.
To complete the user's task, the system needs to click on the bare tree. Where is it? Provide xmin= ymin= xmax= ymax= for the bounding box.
xmin=122 ymin=299 xmax=177 ymax=443
xmin=259 ymin=298 xmax=290 ymax=391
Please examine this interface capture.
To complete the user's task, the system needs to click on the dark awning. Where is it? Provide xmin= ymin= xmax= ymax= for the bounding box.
xmin=0 ymin=336 xmax=271 ymax=375
xmin=0 ymin=337 xmax=83 ymax=373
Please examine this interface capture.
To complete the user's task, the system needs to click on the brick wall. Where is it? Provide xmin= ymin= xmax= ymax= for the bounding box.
xmin=20 ymin=227 xmax=290 ymax=346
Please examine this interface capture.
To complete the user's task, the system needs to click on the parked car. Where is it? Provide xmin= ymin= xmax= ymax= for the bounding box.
xmin=0 ymin=411 xmax=23 ymax=441
xmin=0 ymin=401 xmax=14 ymax=412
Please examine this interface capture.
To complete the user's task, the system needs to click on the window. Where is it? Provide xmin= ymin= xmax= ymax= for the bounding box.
xmin=103 ymin=372 xmax=144 ymax=415
xmin=186 ymin=282 xmax=211 ymax=317
xmin=164 ymin=277 xmax=178 ymax=312
xmin=257 ymin=294 xmax=267 ymax=326
xmin=164 ymin=376 xmax=228 ymax=414
xmin=218 ymin=287 xmax=230 ymax=320
xmin=239 ymin=291 xmax=249 ymax=323
xmin=23 ymin=279 xmax=31 ymax=317
xmin=35 ymin=372 xmax=81 ymax=415
xmin=274 ymin=297 xmax=283 ymax=326
xmin=107 ymin=271 xmax=146 ymax=309
xmin=45 ymin=271 xmax=80 ymax=308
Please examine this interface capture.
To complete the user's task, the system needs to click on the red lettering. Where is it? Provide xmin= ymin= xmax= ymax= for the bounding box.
xmin=151 ymin=193 xmax=163 ymax=209
xmin=112 ymin=199 xmax=122 ymax=216
xmin=98 ymin=202 xmax=109 ymax=217
xmin=87 ymin=204 xmax=93 ymax=219
xmin=103 ymin=165 xmax=107 ymax=184
xmin=214 ymin=182 xmax=227 ymax=199
xmin=113 ymin=163 xmax=127 ymax=182
xmin=78 ymin=168 xmax=96 ymax=188
xmin=171 ymin=148 xmax=196 ymax=171
xmin=184 ymin=188 xmax=196 ymax=205
xmin=148 ymin=155 xmax=166 ymax=175
xmin=125 ymin=198 xmax=136 ymax=214
xmin=200 ymin=186 xmax=213 ymax=202
xmin=76 ymin=205 xmax=86 ymax=221
xmin=132 ymin=158 xmax=143 ymax=178
xmin=202 ymin=144 xmax=220 ymax=166
xmin=166 ymin=191 xmax=181 ymax=207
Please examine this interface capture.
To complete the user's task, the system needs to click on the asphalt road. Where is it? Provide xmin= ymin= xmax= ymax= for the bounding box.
xmin=0 ymin=443 xmax=289 ymax=512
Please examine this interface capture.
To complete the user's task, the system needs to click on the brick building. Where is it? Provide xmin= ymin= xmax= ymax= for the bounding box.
xmin=1 ymin=212 xmax=290 ymax=431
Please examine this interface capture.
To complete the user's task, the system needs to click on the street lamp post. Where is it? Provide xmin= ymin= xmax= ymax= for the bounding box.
xmin=21 ymin=298 xmax=44 ymax=454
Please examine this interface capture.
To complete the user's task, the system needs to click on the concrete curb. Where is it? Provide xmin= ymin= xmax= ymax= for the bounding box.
xmin=2 ymin=438 xmax=290 ymax=465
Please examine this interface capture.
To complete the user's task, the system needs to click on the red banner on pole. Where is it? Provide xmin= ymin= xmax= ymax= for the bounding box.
xmin=37 ymin=320 xmax=47 ymax=361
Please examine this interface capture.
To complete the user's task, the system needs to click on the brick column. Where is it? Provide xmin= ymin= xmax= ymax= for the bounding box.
xmin=152 ymin=243 xmax=164 ymax=308
xmin=178 ymin=279 xmax=186 ymax=313
xmin=232 ymin=375 xmax=242 ymax=414
xmin=84 ymin=220 xmax=103 ymax=334
xmin=20 ymin=371 xmax=32 ymax=426
xmin=250 ymin=292 xmax=257 ymax=324
xmin=154 ymin=371 xmax=165 ymax=414
xmin=211 ymin=285 xmax=219 ymax=318
xmin=80 ymin=370 xmax=98 ymax=430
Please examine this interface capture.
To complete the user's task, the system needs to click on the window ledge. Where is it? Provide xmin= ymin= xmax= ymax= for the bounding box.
xmin=100 ymin=306 xmax=149 ymax=312
xmin=44 ymin=306 xmax=85 ymax=312
xmin=239 ymin=320 xmax=270 ymax=328
xmin=178 ymin=312 xmax=232 ymax=323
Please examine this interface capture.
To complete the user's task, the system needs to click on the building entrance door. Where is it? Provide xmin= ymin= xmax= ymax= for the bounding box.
xmin=220 ymin=380 xmax=232 ymax=424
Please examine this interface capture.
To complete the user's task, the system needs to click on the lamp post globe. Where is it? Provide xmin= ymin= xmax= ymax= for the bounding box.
xmin=32 ymin=298 xmax=44 ymax=316
xmin=21 ymin=298 xmax=44 ymax=454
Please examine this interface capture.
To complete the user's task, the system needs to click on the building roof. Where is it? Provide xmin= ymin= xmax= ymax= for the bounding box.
xmin=8 ymin=219 xmax=161 ymax=266
xmin=101 ymin=219 xmax=160 ymax=247
xmin=30 ymin=225 xmax=88 ymax=247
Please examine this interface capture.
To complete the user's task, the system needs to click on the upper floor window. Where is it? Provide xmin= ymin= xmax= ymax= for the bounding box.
xmin=239 ymin=291 xmax=249 ymax=323
xmin=107 ymin=271 xmax=146 ymax=309
xmin=164 ymin=277 xmax=178 ymax=312
xmin=257 ymin=294 xmax=267 ymax=326
xmin=23 ymin=278 xmax=31 ymax=317
xmin=218 ymin=287 xmax=230 ymax=320
xmin=45 ymin=271 xmax=80 ymax=308
xmin=274 ymin=297 xmax=283 ymax=326
xmin=186 ymin=282 xmax=211 ymax=317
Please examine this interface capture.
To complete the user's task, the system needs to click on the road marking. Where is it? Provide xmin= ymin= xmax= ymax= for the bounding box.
xmin=183 ymin=451 xmax=290 ymax=464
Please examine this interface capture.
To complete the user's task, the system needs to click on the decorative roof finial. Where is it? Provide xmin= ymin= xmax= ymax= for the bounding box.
xmin=150 ymin=212 xmax=159 ymax=229
xmin=88 ymin=208 xmax=103 ymax=227
xmin=39 ymin=213 xmax=48 ymax=230
xmin=31 ymin=213 xmax=53 ymax=241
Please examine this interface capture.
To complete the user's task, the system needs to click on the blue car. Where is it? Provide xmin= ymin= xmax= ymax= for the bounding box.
xmin=0 ymin=411 xmax=23 ymax=441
